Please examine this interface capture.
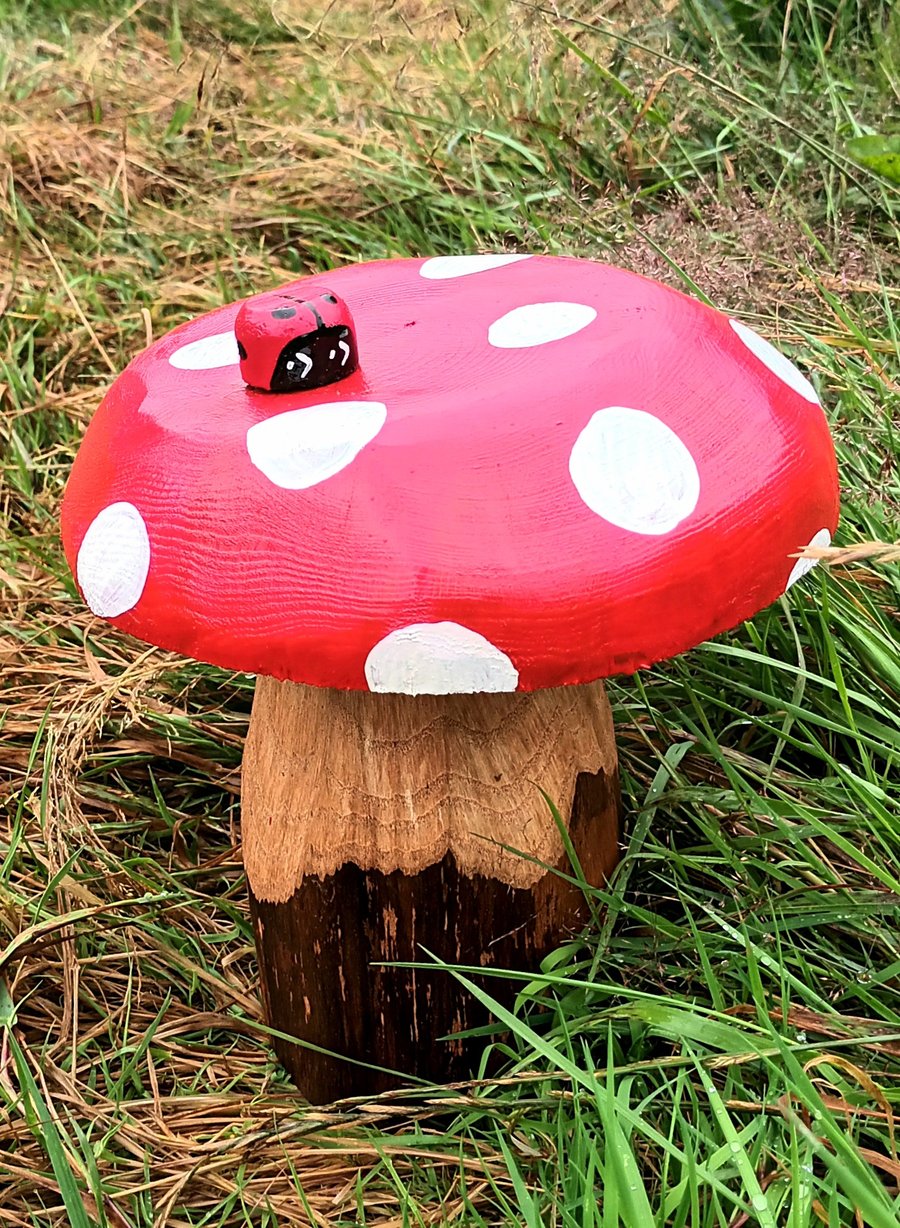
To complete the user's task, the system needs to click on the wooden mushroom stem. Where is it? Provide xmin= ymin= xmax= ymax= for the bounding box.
xmin=241 ymin=677 xmax=621 ymax=1102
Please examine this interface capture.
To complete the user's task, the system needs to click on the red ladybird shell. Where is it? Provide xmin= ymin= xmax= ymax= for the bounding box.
xmin=61 ymin=254 xmax=839 ymax=693
xmin=234 ymin=287 xmax=357 ymax=392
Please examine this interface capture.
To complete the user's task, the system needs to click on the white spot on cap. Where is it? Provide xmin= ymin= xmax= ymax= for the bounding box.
xmin=729 ymin=320 xmax=819 ymax=404
xmin=569 ymin=407 xmax=700 ymax=535
xmin=786 ymin=527 xmax=831 ymax=589
xmin=365 ymin=622 xmax=519 ymax=695
xmin=76 ymin=502 xmax=150 ymax=617
xmin=170 ymin=331 xmax=240 ymax=370
xmin=246 ymin=400 xmax=387 ymax=489
xmin=419 ymin=254 xmax=531 ymax=280
xmin=488 ymin=302 xmax=597 ymax=349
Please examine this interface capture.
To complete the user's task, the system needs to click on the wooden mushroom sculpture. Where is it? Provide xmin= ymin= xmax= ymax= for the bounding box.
xmin=61 ymin=255 xmax=839 ymax=1102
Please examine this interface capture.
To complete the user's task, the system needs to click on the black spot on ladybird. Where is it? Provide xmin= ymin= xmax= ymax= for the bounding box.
xmin=322 ymin=294 xmax=338 ymax=304
xmin=272 ymin=306 xmax=297 ymax=320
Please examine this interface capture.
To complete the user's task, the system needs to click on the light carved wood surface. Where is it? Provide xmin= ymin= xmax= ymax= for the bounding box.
xmin=242 ymin=676 xmax=617 ymax=902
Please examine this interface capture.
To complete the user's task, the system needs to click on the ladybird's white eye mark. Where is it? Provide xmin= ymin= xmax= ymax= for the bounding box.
xmin=329 ymin=349 xmax=336 ymax=360
xmin=338 ymin=339 xmax=350 ymax=365
xmin=729 ymin=320 xmax=820 ymax=404
xmin=786 ymin=528 xmax=832 ymax=589
xmin=569 ymin=406 xmax=700 ymax=535
xmin=287 ymin=352 xmax=313 ymax=379
xmin=77 ymin=502 xmax=151 ymax=617
xmin=365 ymin=622 xmax=519 ymax=694
xmin=247 ymin=400 xmax=387 ymax=489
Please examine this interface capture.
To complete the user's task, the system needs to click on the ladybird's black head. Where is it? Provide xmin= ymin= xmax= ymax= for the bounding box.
xmin=270 ymin=325 xmax=356 ymax=393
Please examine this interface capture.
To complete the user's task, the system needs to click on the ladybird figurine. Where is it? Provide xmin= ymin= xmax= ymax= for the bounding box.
xmin=235 ymin=288 xmax=359 ymax=393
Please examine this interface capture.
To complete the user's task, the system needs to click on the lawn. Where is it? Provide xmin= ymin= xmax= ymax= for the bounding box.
xmin=1 ymin=0 xmax=899 ymax=1223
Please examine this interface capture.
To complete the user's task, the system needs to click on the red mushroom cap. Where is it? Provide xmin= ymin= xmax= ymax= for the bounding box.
xmin=61 ymin=255 xmax=839 ymax=694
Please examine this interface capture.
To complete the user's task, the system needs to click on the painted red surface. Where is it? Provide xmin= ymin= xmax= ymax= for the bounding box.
xmin=61 ymin=255 xmax=840 ymax=691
